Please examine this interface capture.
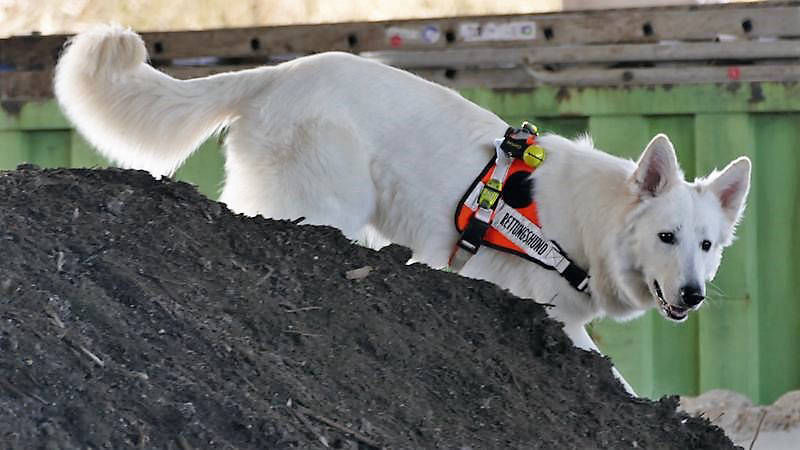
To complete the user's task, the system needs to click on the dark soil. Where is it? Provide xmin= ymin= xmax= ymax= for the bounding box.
xmin=0 ymin=166 xmax=734 ymax=449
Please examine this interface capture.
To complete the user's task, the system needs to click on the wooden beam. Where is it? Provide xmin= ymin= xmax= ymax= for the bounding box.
xmin=6 ymin=62 xmax=800 ymax=101
xmin=0 ymin=67 xmax=262 ymax=100
xmin=363 ymin=40 xmax=800 ymax=68
xmin=0 ymin=70 xmax=53 ymax=100
xmin=2 ymin=2 xmax=799 ymax=69
xmin=415 ymin=63 xmax=800 ymax=88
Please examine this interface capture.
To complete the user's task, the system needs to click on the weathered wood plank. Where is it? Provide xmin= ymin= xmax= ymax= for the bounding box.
xmin=0 ymin=67 xmax=265 ymax=100
xmin=417 ymin=63 xmax=800 ymax=88
xmin=7 ymin=62 xmax=800 ymax=102
xmin=365 ymin=40 xmax=800 ymax=68
xmin=0 ymin=70 xmax=53 ymax=100
xmin=0 ymin=34 xmax=66 ymax=69
xmin=2 ymin=2 xmax=799 ymax=68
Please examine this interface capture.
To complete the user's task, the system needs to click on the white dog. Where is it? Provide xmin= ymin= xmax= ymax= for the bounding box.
xmin=55 ymin=26 xmax=751 ymax=395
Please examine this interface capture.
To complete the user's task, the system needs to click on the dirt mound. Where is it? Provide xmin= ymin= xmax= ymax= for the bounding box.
xmin=0 ymin=166 xmax=733 ymax=449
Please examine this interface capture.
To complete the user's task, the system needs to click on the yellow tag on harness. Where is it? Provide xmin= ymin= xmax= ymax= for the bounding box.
xmin=478 ymin=179 xmax=502 ymax=209
xmin=523 ymin=145 xmax=546 ymax=167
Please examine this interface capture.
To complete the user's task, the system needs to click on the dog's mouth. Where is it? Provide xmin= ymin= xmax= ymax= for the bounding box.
xmin=653 ymin=279 xmax=689 ymax=322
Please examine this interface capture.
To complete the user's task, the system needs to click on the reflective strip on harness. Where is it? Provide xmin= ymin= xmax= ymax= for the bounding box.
xmin=464 ymin=181 xmax=483 ymax=210
xmin=492 ymin=201 xmax=570 ymax=273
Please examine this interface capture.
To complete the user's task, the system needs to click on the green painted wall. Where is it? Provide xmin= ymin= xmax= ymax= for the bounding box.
xmin=2 ymin=83 xmax=798 ymax=404
xmin=0 ymin=102 xmax=227 ymax=199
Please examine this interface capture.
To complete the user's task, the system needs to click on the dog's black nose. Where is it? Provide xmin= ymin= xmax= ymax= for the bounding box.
xmin=680 ymin=285 xmax=705 ymax=307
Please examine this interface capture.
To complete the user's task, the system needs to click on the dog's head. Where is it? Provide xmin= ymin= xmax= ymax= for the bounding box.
xmin=621 ymin=134 xmax=751 ymax=322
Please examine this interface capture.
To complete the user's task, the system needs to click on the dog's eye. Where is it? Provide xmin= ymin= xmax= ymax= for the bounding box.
xmin=658 ymin=232 xmax=676 ymax=244
xmin=701 ymin=240 xmax=712 ymax=251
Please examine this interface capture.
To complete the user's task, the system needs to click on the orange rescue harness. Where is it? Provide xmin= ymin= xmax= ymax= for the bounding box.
xmin=449 ymin=123 xmax=590 ymax=293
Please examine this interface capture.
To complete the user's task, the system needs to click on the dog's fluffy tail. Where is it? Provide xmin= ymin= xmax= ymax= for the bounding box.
xmin=55 ymin=25 xmax=262 ymax=176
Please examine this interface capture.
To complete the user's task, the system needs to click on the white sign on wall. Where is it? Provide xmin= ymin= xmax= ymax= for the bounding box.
xmin=459 ymin=21 xmax=537 ymax=42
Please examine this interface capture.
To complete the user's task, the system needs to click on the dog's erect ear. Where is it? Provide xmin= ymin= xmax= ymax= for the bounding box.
xmin=706 ymin=156 xmax=751 ymax=225
xmin=632 ymin=134 xmax=681 ymax=197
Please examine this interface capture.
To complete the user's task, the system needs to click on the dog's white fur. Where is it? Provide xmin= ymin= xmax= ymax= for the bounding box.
xmin=55 ymin=25 xmax=751 ymax=395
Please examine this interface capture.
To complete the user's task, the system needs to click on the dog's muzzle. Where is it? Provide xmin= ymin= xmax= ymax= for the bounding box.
xmin=654 ymin=280 xmax=689 ymax=322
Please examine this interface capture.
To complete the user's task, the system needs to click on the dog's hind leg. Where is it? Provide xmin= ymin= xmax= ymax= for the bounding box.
xmin=357 ymin=225 xmax=391 ymax=250
xmin=562 ymin=323 xmax=637 ymax=396
xmin=220 ymin=118 xmax=378 ymax=241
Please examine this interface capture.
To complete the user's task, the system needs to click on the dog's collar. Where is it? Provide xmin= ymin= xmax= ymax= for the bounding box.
xmin=449 ymin=123 xmax=591 ymax=294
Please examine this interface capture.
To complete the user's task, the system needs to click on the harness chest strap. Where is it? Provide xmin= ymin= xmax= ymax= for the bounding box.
xmin=490 ymin=201 xmax=590 ymax=292
xmin=449 ymin=126 xmax=590 ymax=293
xmin=456 ymin=139 xmax=513 ymax=253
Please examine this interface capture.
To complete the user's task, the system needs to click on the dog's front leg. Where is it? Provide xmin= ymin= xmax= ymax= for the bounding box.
xmin=561 ymin=323 xmax=637 ymax=397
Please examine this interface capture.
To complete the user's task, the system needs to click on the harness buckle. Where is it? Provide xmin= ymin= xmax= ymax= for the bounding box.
xmin=560 ymin=261 xmax=591 ymax=293
xmin=500 ymin=122 xmax=539 ymax=159
xmin=478 ymin=179 xmax=502 ymax=209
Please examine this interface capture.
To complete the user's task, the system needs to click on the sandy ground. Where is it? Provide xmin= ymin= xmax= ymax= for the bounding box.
xmin=681 ymin=389 xmax=800 ymax=449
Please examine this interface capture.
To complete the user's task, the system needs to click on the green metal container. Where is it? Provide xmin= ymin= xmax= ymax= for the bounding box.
xmin=2 ymin=82 xmax=798 ymax=404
